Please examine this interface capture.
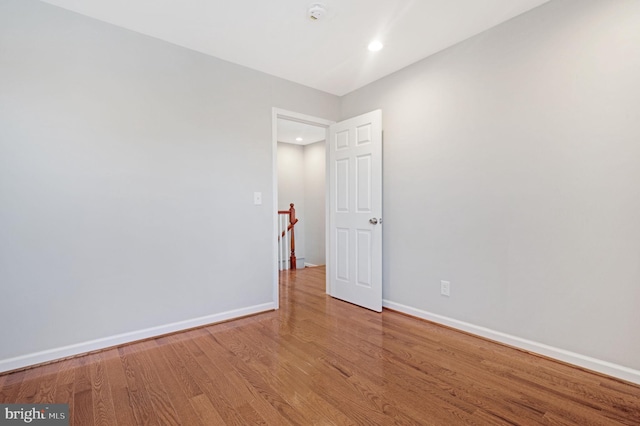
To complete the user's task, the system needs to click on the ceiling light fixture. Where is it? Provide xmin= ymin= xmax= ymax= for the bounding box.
xmin=368 ymin=40 xmax=384 ymax=52
xmin=296 ymin=137 xmax=303 ymax=142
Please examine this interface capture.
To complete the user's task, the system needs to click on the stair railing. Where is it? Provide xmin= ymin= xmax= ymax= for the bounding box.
xmin=278 ymin=203 xmax=298 ymax=270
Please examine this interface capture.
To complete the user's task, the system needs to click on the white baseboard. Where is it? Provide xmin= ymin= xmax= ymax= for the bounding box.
xmin=304 ymin=263 xmax=319 ymax=267
xmin=383 ymin=299 xmax=640 ymax=385
xmin=0 ymin=302 xmax=276 ymax=374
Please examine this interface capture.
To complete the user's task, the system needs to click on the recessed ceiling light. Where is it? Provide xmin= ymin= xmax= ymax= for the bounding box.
xmin=296 ymin=137 xmax=303 ymax=142
xmin=368 ymin=40 xmax=384 ymax=52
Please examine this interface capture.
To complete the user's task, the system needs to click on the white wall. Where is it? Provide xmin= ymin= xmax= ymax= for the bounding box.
xmin=303 ymin=141 xmax=326 ymax=266
xmin=277 ymin=142 xmax=306 ymax=265
xmin=277 ymin=140 xmax=326 ymax=267
xmin=4 ymin=0 xmax=639 ymax=383
xmin=0 ymin=0 xmax=339 ymax=370
xmin=341 ymin=0 xmax=640 ymax=377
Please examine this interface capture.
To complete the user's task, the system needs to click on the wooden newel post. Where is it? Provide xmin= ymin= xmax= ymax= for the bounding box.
xmin=277 ymin=203 xmax=299 ymax=270
xmin=289 ymin=203 xmax=297 ymax=270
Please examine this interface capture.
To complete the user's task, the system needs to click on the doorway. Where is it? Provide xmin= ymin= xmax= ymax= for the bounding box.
xmin=273 ymin=109 xmax=383 ymax=312
xmin=272 ymin=109 xmax=333 ymax=309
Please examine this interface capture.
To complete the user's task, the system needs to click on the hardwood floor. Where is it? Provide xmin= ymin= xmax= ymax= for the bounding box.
xmin=1 ymin=266 xmax=639 ymax=425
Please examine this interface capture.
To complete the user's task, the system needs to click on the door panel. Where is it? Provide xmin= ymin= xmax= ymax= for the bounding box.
xmin=336 ymin=228 xmax=350 ymax=281
xmin=356 ymin=230 xmax=372 ymax=287
xmin=328 ymin=110 xmax=382 ymax=312
xmin=356 ymin=154 xmax=372 ymax=212
xmin=336 ymin=159 xmax=349 ymax=212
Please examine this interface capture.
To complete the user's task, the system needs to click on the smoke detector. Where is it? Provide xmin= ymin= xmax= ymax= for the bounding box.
xmin=308 ymin=3 xmax=327 ymax=21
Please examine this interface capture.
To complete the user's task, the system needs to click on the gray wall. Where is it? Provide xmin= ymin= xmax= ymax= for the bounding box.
xmin=303 ymin=141 xmax=326 ymax=266
xmin=341 ymin=0 xmax=640 ymax=371
xmin=0 ymin=0 xmax=339 ymax=365
xmin=3 ymin=0 xmax=639 ymax=379
xmin=277 ymin=140 xmax=326 ymax=267
xmin=277 ymin=142 xmax=306 ymax=265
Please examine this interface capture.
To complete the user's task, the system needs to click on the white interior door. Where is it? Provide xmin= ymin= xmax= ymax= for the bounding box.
xmin=328 ymin=110 xmax=382 ymax=312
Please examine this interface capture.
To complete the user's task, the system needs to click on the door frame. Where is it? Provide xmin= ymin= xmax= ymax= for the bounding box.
xmin=272 ymin=108 xmax=334 ymax=309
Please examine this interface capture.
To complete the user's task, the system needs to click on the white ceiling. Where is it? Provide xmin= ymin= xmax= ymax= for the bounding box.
xmin=39 ymin=0 xmax=550 ymax=96
xmin=277 ymin=119 xmax=326 ymax=145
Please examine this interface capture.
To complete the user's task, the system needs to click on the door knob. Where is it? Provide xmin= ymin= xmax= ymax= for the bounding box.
xmin=369 ymin=218 xmax=378 ymax=225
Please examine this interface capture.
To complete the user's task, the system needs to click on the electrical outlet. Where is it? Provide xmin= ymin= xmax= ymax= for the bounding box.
xmin=440 ymin=280 xmax=450 ymax=297
xmin=253 ymin=192 xmax=262 ymax=205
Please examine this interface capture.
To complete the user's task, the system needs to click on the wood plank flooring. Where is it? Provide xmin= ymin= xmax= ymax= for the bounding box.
xmin=1 ymin=266 xmax=639 ymax=425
